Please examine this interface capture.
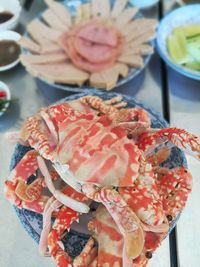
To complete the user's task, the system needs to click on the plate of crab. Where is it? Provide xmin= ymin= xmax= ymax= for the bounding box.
xmin=4 ymin=91 xmax=200 ymax=267
xmin=19 ymin=0 xmax=157 ymax=92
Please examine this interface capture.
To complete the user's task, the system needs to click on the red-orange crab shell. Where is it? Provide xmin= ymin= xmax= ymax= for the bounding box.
xmin=19 ymin=97 xmax=152 ymax=188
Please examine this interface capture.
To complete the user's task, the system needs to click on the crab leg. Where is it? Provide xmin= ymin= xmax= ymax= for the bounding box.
xmin=73 ymin=238 xmax=97 ymax=267
xmin=81 ymin=96 xmax=151 ymax=127
xmin=82 ymin=184 xmax=145 ymax=260
xmin=37 ymin=156 xmax=90 ymax=213
xmin=138 ymin=128 xmax=200 ymax=160
xmin=48 ymin=186 xmax=88 ymax=267
xmin=39 ymin=197 xmax=62 ymax=256
xmin=155 ymin=166 xmax=192 ymax=220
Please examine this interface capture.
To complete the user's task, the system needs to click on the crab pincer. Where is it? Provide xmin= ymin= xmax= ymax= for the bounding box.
xmin=4 ymin=150 xmax=46 ymax=213
xmin=82 ymin=184 xmax=145 ymax=260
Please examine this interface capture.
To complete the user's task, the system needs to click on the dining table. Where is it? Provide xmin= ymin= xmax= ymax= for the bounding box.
xmin=0 ymin=0 xmax=200 ymax=267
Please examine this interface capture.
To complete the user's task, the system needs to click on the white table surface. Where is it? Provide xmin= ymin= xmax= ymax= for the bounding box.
xmin=0 ymin=1 xmax=200 ymax=267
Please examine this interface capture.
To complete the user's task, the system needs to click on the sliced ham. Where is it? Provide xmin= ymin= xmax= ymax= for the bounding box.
xmin=45 ymin=0 xmax=71 ymax=27
xmin=117 ymin=55 xmax=144 ymax=68
xmin=66 ymin=35 xmax=115 ymax=72
xmin=42 ymin=9 xmax=68 ymax=31
xmin=26 ymin=62 xmax=89 ymax=86
xmin=90 ymin=63 xmax=128 ymax=90
xmin=77 ymin=21 xmax=119 ymax=47
xmin=18 ymin=37 xmax=40 ymax=53
xmin=20 ymin=52 xmax=68 ymax=66
xmin=27 ymin=19 xmax=63 ymax=43
xmin=91 ymin=0 xmax=110 ymax=18
xmin=115 ymin=7 xmax=138 ymax=30
xmin=73 ymin=36 xmax=122 ymax=64
xmin=111 ymin=0 xmax=128 ymax=18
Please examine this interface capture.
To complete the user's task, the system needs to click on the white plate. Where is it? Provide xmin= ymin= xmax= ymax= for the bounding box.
xmin=0 ymin=0 xmax=21 ymax=31
xmin=0 ymin=81 xmax=11 ymax=116
xmin=0 ymin=30 xmax=21 ymax=72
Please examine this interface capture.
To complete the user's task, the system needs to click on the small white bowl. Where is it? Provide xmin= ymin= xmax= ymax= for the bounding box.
xmin=0 ymin=30 xmax=21 ymax=72
xmin=0 ymin=81 xmax=11 ymax=117
xmin=0 ymin=0 xmax=21 ymax=31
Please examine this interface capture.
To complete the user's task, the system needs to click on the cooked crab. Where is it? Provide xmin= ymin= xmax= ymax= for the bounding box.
xmin=4 ymin=95 xmax=200 ymax=267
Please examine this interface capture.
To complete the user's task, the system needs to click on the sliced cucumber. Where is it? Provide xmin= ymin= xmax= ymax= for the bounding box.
xmin=185 ymin=61 xmax=200 ymax=71
xmin=167 ymin=24 xmax=200 ymax=73
xmin=167 ymin=31 xmax=187 ymax=64
xmin=188 ymin=43 xmax=200 ymax=62
xmin=183 ymin=24 xmax=200 ymax=37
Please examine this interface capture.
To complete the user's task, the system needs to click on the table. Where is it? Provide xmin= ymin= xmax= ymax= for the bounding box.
xmin=0 ymin=1 xmax=200 ymax=267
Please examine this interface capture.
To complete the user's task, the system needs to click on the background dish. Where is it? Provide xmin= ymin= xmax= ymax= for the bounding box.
xmin=0 ymin=30 xmax=21 ymax=72
xmin=0 ymin=81 xmax=11 ymax=116
xmin=129 ymin=0 xmax=159 ymax=9
xmin=156 ymin=4 xmax=200 ymax=80
xmin=22 ymin=0 xmax=155 ymax=93
xmin=0 ymin=0 xmax=21 ymax=31
xmin=10 ymin=91 xmax=186 ymax=258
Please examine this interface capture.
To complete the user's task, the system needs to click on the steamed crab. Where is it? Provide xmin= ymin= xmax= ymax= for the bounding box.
xmin=4 ymin=93 xmax=200 ymax=267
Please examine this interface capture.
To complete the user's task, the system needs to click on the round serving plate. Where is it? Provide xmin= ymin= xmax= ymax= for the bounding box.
xmin=22 ymin=0 xmax=155 ymax=93
xmin=156 ymin=4 xmax=200 ymax=80
xmin=10 ymin=91 xmax=186 ymax=259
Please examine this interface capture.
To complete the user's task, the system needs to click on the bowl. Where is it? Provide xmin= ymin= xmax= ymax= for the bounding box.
xmin=156 ymin=4 xmax=200 ymax=80
xmin=0 ymin=81 xmax=11 ymax=116
xmin=129 ymin=0 xmax=159 ymax=9
xmin=0 ymin=30 xmax=21 ymax=72
xmin=10 ymin=91 xmax=186 ymax=258
xmin=0 ymin=0 xmax=21 ymax=31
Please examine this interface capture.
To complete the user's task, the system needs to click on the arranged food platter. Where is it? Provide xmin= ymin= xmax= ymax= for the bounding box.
xmin=6 ymin=90 xmax=200 ymax=267
xmin=19 ymin=0 xmax=157 ymax=92
xmin=156 ymin=4 xmax=200 ymax=80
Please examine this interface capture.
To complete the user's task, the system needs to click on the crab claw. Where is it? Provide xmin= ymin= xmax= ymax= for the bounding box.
xmin=138 ymin=127 xmax=200 ymax=160
xmin=4 ymin=150 xmax=44 ymax=212
xmin=37 ymin=156 xmax=90 ymax=213
xmin=82 ymin=184 xmax=145 ymax=260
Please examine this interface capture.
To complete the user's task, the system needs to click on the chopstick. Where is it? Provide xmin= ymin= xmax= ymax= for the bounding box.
xmin=158 ymin=1 xmax=178 ymax=267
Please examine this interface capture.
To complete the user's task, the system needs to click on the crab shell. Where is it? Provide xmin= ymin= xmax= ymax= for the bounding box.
xmin=20 ymin=96 xmax=152 ymax=188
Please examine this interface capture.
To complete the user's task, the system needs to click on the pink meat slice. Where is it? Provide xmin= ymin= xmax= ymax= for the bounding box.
xmin=77 ymin=21 xmax=119 ymax=47
xmin=66 ymin=36 xmax=116 ymax=72
xmin=73 ymin=36 xmax=119 ymax=64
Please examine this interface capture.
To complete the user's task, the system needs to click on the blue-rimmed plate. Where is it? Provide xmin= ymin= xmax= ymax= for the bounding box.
xmin=22 ymin=0 xmax=155 ymax=93
xmin=156 ymin=4 xmax=200 ymax=80
xmin=10 ymin=91 xmax=186 ymax=259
